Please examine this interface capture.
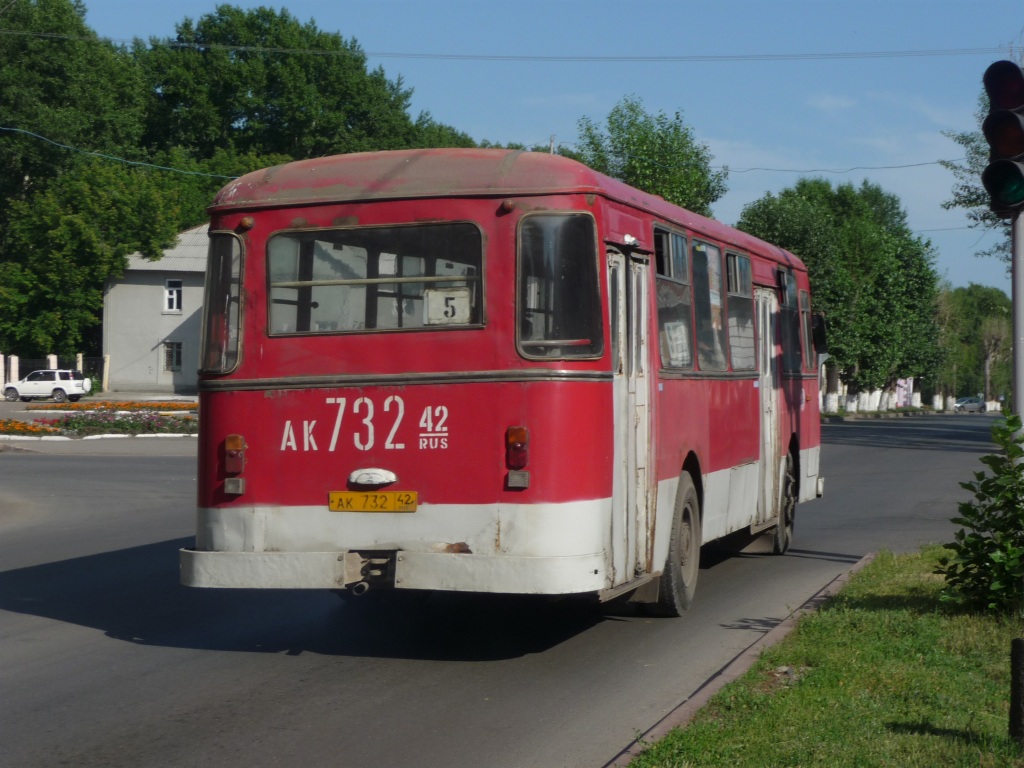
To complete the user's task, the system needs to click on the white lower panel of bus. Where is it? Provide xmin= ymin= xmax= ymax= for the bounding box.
xmin=181 ymin=547 xmax=608 ymax=594
xmin=183 ymin=498 xmax=613 ymax=594
xmin=182 ymin=445 xmax=821 ymax=595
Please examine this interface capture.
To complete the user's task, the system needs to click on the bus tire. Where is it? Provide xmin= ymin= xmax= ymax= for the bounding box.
xmin=652 ymin=472 xmax=701 ymax=617
xmin=772 ymin=454 xmax=797 ymax=555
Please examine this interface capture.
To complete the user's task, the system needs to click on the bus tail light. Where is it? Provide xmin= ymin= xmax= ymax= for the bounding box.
xmin=224 ymin=434 xmax=246 ymax=474
xmin=506 ymin=426 xmax=529 ymax=469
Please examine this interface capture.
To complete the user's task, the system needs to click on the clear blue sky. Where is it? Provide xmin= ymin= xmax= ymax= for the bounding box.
xmin=82 ymin=0 xmax=1023 ymax=293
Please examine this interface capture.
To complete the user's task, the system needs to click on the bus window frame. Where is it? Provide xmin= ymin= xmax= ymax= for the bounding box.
xmin=263 ymin=221 xmax=486 ymax=338
xmin=199 ymin=230 xmax=244 ymax=375
xmin=800 ymin=289 xmax=815 ymax=373
xmin=654 ymin=227 xmax=695 ymax=370
xmin=777 ymin=268 xmax=803 ymax=374
xmin=725 ymin=251 xmax=756 ymax=372
xmin=515 ymin=210 xmax=604 ymax=362
xmin=691 ymin=238 xmax=730 ymax=373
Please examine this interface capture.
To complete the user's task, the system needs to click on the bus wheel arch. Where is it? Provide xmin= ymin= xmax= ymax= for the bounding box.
xmin=650 ymin=467 xmax=701 ymax=617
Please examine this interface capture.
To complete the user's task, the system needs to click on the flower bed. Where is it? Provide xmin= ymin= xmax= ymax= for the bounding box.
xmin=0 ymin=418 xmax=61 ymax=437
xmin=2 ymin=400 xmax=199 ymax=437
xmin=35 ymin=411 xmax=199 ymax=437
xmin=27 ymin=400 xmax=196 ymax=412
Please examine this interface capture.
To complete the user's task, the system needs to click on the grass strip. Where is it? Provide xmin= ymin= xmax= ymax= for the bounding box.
xmin=630 ymin=546 xmax=1024 ymax=767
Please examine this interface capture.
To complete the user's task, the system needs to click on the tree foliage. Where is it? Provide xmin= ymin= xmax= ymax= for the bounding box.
xmin=0 ymin=0 xmax=146 ymax=207
xmin=136 ymin=5 xmax=473 ymax=160
xmin=738 ymin=179 xmax=940 ymax=394
xmin=933 ymin=283 xmax=1011 ymax=401
xmin=574 ymin=96 xmax=727 ymax=216
xmin=0 ymin=2 xmax=475 ymax=358
xmin=940 ymin=94 xmax=1012 ymax=265
xmin=0 ymin=159 xmax=184 ymax=356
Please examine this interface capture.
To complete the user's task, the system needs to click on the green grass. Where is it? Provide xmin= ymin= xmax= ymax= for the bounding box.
xmin=630 ymin=546 xmax=1024 ymax=767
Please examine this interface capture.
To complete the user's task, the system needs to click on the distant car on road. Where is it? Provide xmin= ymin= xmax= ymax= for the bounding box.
xmin=954 ymin=396 xmax=986 ymax=413
xmin=3 ymin=369 xmax=92 ymax=403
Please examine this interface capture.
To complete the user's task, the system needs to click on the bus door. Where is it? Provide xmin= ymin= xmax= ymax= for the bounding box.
xmin=755 ymin=287 xmax=781 ymax=525
xmin=608 ymin=248 xmax=652 ymax=584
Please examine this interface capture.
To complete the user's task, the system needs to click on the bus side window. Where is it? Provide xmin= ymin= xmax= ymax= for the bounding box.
xmin=518 ymin=214 xmax=603 ymax=359
xmin=654 ymin=229 xmax=693 ymax=369
xmin=800 ymin=290 xmax=816 ymax=371
xmin=692 ymin=240 xmax=727 ymax=371
xmin=726 ymin=252 xmax=755 ymax=371
xmin=779 ymin=270 xmax=802 ymax=373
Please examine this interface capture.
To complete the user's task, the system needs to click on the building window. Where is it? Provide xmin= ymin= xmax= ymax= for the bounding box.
xmin=165 ymin=279 xmax=183 ymax=313
xmin=163 ymin=341 xmax=183 ymax=372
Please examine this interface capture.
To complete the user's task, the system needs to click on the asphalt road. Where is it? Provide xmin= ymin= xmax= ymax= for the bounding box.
xmin=0 ymin=414 xmax=996 ymax=768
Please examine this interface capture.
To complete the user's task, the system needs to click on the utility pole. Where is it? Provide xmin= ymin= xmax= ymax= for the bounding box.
xmin=981 ymin=59 xmax=1024 ymax=748
xmin=1013 ymin=213 xmax=1024 ymax=417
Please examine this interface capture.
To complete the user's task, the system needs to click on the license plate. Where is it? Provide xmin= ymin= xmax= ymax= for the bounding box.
xmin=328 ymin=491 xmax=418 ymax=513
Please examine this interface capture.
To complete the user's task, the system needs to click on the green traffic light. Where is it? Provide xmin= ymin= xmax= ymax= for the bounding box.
xmin=983 ymin=160 xmax=1024 ymax=208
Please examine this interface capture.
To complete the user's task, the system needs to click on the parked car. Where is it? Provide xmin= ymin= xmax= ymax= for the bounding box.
xmin=3 ymin=369 xmax=92 ymax=403
xmin=954 ymin=396 xmax=986 ymax=413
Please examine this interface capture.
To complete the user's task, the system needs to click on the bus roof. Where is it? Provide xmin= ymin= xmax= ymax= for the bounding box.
xmin=211 ymin=148 xmax=804 ymax=271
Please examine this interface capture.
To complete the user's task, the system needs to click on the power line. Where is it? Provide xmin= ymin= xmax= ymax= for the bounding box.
xmin=0 ymin=29 xmax=1010 ymax=63
xmin=0 ymin=127 xmax=236 ymax=179
xmin=0 ymin=125 xmax=970 ymax=181
xmin=726 ymin=159 xmax=958 ymax=174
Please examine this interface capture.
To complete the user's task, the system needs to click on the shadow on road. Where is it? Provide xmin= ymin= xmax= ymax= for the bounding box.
xmin=0 ymin=538 xmax=611 ymax=661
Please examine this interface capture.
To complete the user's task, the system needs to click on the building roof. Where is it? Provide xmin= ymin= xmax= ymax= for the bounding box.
xmin=126 ymin=224 xmax=208 ymax=273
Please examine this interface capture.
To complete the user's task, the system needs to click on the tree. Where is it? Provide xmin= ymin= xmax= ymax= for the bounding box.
xmin=738 ymin=179 xmax=940 ymax=405
xmin=574 ymin=96 xmax=727 ymax=216
xmin=0 ymin=3 xmax=481 ymax=359
xmin=934 ymin=284 xmax=1012 ymax=402
xmin=981 ymin=315 xmax=1010 ymax=402
xmin=939 ymin=94 xmax=1011 ymax=265
xmin=136 ymin=5 xmax=472 ymax=161
xmin=0 ymin=159 xmax=185 ymax=356
xmin=0 ymin=0 xmax=146 ymax=214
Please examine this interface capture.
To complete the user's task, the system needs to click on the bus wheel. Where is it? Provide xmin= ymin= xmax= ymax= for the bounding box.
xmin=772 ymin=454 xmax=797 ymax=555
xmin=652 ymin=472 xmax=701 ymax=617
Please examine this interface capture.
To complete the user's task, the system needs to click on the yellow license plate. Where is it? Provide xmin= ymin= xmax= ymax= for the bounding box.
xmin=328 ymin=491 xmax=418 ymax=513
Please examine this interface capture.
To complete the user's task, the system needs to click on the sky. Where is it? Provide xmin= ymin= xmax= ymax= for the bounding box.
xmin=80 ymin=0 xmax=1024 ymax=294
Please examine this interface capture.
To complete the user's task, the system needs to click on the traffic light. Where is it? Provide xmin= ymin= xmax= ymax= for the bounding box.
xmin=982 ymin=60 xmax=1024 ymax=216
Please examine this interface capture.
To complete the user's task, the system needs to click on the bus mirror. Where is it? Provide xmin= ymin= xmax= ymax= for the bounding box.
xmin=812 ymin=312 xmax=828 ymax=354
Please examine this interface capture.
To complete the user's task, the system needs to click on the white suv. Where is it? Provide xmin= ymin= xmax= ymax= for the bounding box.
xmin=4 ymin=369 xmax=92 ymax=403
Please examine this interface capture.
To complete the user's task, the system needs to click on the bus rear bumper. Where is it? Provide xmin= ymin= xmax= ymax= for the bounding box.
xmin=180 ymin=548 xmax=608 ymax=595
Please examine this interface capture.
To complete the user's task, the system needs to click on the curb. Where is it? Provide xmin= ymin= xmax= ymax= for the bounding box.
xmin=823 ymin=411 xmax=1003 ymax=423
xmin=605 ymin=552 xmax=877 ymax=768
xmin=0 ymin=433 xmax=197 ymax=441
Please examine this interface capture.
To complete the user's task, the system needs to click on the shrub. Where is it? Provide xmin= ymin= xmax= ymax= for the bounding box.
xmin=936 ymin=414 xmax=1024 ymax=613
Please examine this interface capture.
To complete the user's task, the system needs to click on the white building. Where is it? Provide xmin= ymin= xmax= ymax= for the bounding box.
xmin=102 ymin=224 xmax=207 ymax=393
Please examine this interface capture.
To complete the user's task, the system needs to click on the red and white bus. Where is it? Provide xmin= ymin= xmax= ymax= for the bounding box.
xmin=181 ymin=148 xmax=825 ymax=616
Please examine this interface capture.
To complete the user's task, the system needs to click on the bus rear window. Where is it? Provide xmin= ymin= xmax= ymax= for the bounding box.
xmin=267 ymin=223 xmax=482 ymax=335
xmin=518 ymin=213 xmax=602 ymax=359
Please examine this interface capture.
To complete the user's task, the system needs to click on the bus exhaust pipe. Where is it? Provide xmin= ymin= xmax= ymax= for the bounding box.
xmin=350 ymin=581 xmax=370 ymax=596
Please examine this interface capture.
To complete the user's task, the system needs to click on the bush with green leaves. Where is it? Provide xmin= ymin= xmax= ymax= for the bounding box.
xmin=937 ymin=414 xmax=1024 ymax=613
